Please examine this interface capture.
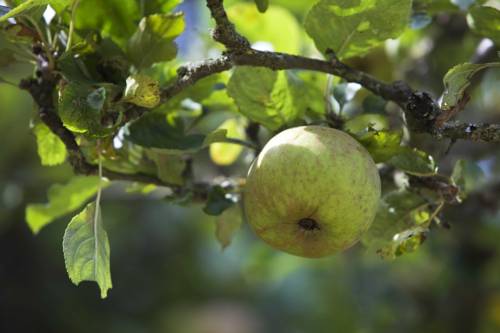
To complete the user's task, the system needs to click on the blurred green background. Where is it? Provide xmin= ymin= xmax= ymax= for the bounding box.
xmin=2 ymin=0 xmax=500 ymax=332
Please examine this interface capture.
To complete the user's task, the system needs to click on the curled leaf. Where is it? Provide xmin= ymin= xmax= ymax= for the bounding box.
xmin=124 ymin=74 xmax=161 ymax=108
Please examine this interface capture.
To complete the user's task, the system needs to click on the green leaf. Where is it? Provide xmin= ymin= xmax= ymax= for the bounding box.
xmin=86 ymin=87 xmax=107 ymax=110
xmin=304 ymin=0 xmax=412 ymax=58
xmin=124 ymin=74 xmax=161 ymax=108
xmin=468 ymin=5 xmax=500 ymax=44
xmin=388 ymin=148 xmax=437 ymax=176
xmin=75 ymin=0 xmax=140 ymax=47
xmin=127 ymin=13 xmax=184 ymax=69
xmin=126 ymin=113 xmax=228 ymax=151
xmin=215 ymin=205 xmax=243 ymax=250
xmin=355 ymin=130 xmax=403 ymax=163
xmin=227 ymin=67 xmax=304 ymax=131
xmin=442 ymin=62 xmax=500 ymax=111
xmin=362 ymin=94 xmax=388 ymax=114
xmin=227 ymin=3 xmax=301 ymax=53
xmin=295 ymin=72 xmax=327 ymax=118
xmin=380 ymin=226 xmax=428 ymax=258
xmin=203 ymin=186 xmax=237 ymax=216
xmin=451 ymin=159 xmax=486 ymax=199
xmin=0 ymin=0 xmax=71 ymax=23
xmin=26 ymin=176 xmax=108 ymax=234
xmin=63 ymin=202 xmax=112 ymax=299
xmin=125 ymin=183 xmax=157 ymax=194
xmin=57 ymin=82 xmax=120 ymax=136
xmin=142 ymin=0 xmax=183 ymax=15
xmin=254 ymin=0 xmax=269 ymax=13
xmin=413 ymin=0 xmax=458 ymax=14
xmin=344 ymin=114 xmax=389 ymax=134
xmin=146 ymin=150 xmax=186 ymax=186
xmin=57 ymin=82 xmax=101 ymax=133
xmin=362 ymin=190 xmax=430 ymax=259
xmin=355 ymin=129 xmax=436 ymax=175
xmin=33 ymin=123 xmax=67 ymax=166
xmin=0 ymin=48 xmax=17 ymax=68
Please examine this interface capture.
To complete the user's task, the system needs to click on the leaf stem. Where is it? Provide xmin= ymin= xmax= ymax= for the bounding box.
xmin=93 ymin=140 xmax=103 ymax=278
xmin=65 ymin=0 xmax=81 ymax=52
xmin=224 ymin=137 xmax=258 ymax=150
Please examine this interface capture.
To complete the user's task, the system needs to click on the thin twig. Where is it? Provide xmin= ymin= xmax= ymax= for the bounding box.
xmin=65 ymin=0 xmax=81 ymax=52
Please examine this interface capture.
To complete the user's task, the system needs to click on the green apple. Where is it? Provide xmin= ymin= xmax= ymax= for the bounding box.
xmin=243 ymin=126 xmax=381 ymax=258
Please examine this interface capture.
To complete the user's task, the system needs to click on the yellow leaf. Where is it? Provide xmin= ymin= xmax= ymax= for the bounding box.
xmin=124 ymin=74 xmax=160 ymax=108
xmin=210 ymin=118 xmax=246 ymax=166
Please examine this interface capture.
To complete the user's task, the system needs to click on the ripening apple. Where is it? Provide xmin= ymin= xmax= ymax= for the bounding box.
xmin=243 ymin=126 xmax=381 ymax=258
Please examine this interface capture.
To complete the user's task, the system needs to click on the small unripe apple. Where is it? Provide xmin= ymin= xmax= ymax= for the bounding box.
xmin=243 ymin=126 xmax=381 ymax=258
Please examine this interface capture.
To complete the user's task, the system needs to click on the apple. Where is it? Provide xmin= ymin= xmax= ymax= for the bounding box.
xmin=243 ymin=126 xmax=381 ymax=258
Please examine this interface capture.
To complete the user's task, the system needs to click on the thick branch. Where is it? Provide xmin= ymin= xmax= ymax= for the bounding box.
xmin=155 ymin=49 xmax=500 ymax=142
xmin=442 ymin=123 xmax=500 ymax=143
xmin=162 ymin=56 xmax=233 ymax=100
xmin=206 ymin=0 xmax=250 ymax=50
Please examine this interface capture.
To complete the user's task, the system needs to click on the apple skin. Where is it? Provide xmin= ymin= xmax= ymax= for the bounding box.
xmin=243 ymin=126 xmax=381 ymax=258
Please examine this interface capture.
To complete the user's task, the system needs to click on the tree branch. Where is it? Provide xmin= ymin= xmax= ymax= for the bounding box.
xmin=20 ymin=0 xmax=500 ymax=193
xmin=153 ymin=47 xmax=500 ymax=142
xmin=19 ymin=72 xmax=190 ymax=189
xmin=442 ymin=123 xmax=500 ymax=143
xmin=162 ymin=56 xmax=233 ymax=100
xmin=19 ymin=76 xmax=96 ymax=175
xmin=206 ymin=0 xmax=250 ymax=50
xmin=155 ymin=0 xmax=500 ymax=143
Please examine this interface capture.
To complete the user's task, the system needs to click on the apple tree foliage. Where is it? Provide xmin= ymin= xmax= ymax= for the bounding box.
xmin=0 ymin=0 xmax=499 ymax=298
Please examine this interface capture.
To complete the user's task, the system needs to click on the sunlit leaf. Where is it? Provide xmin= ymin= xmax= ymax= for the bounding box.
xmin=442 ymin=62 xmax=500 ymax=111
xmin=142 ymin=0 xmax=183 ymax=15
xmin=125 ymin=183 xmax=157 ymax=194
xmin=227 ymin=67 xmax=304 ymax=131
xmin=26 ymin=176 xmax=108 ymax=234
xmin=57 ymin=82 xmax=112 ymax=135
xmin=344 ymin=114 xmax=389 ymax=134
xmin=63 ymin=202 xmax=112 ymax=299
xmin=124 ymin=74 xmax=161 ymax=108
xmin=378 ymin=226 xmax=428 ymax=259
xmin=355 ymin=130 xmax=403 ymax=163
xmin=467 ymin=5 xmax=500 ymax=44
xmin=0 ymin=0 xmax=71 ymax=23
xmin=127 ymin=13 xmax=184 ymax=69
xmin=227 ymin=3 xmax=301 ymax=53
xmin=75 ymin=0 xmax=140 ymax=47
xmin=254 ymin=0 xmax=269 ymax=13
xmin=33 ymin=122 xmax=67 ymax=166
xmin=210 ymin=118 xmax=246 ymax=166
xmin=305 ymin=0 xmax=412 ymax=58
